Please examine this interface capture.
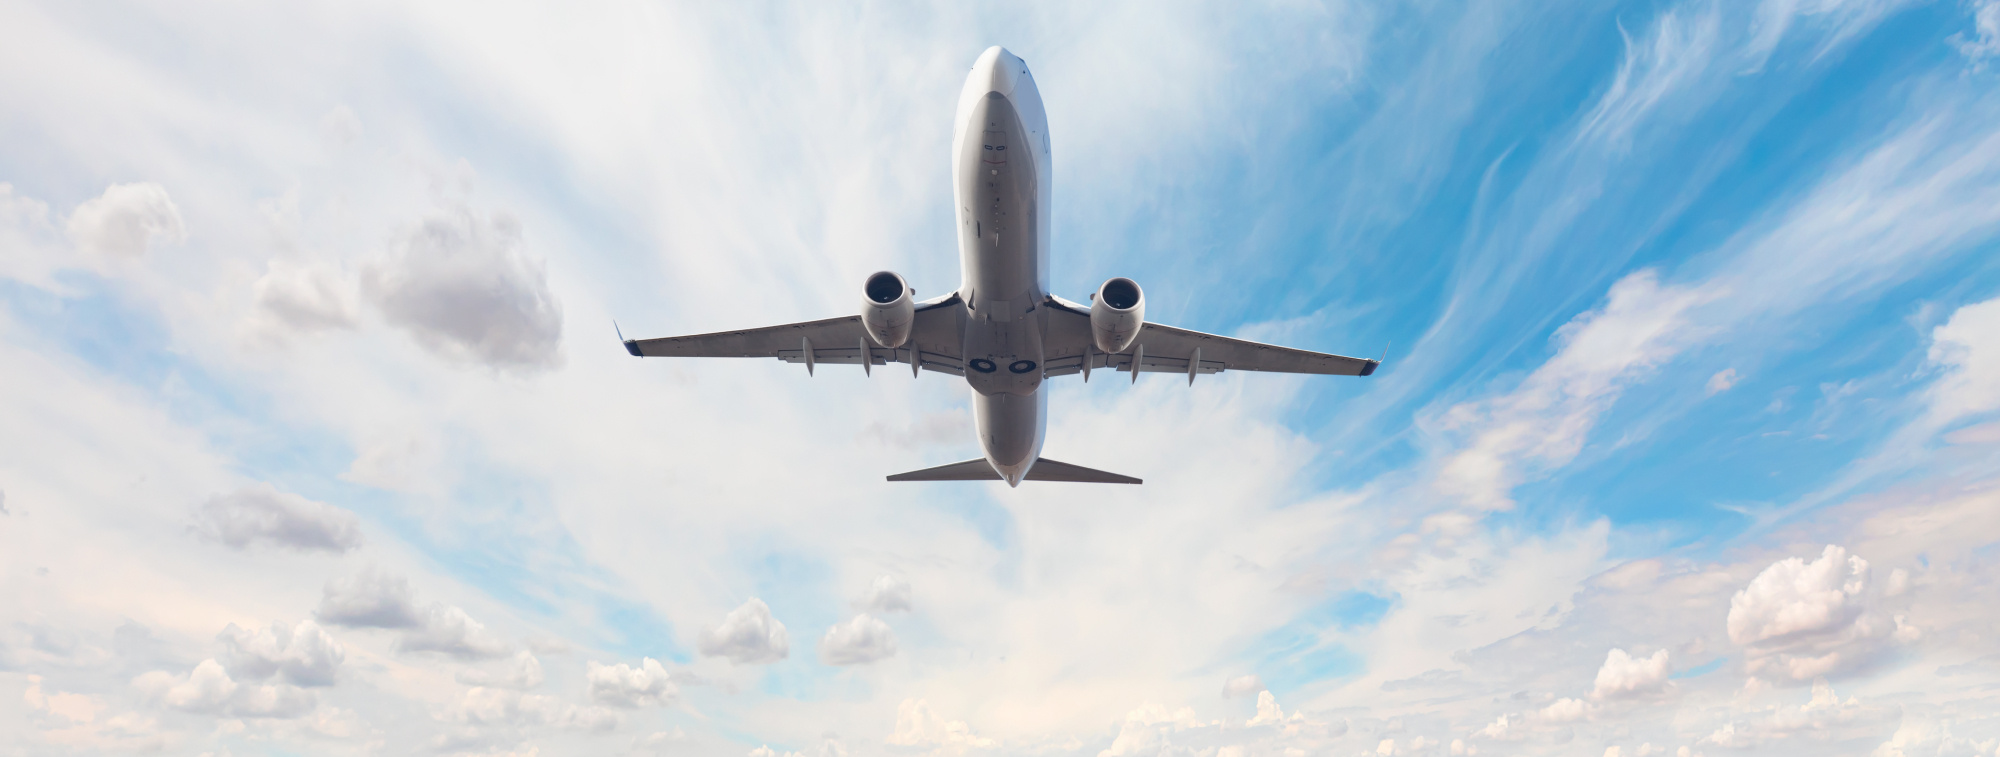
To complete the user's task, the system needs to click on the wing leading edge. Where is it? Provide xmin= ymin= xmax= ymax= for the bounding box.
xmin=1040 ymin=296 xmax=1379 ymax=380
xmin=623 ymin=294 xmax=967 ymax=375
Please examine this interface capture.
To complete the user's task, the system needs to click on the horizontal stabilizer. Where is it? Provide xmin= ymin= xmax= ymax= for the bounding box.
xmin=885 ymin=458 xmax=1141 ymax=484
xmin=1023 ymin=458 xmax=1142 ymax=484
xmin=886 ymin=459 xmax=1001 ymax=482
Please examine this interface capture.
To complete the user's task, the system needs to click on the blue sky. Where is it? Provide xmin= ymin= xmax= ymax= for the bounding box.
xmin=3 ymin=1 xmax=2000 ymax=756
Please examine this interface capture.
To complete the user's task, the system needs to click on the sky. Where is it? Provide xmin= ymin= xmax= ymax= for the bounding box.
xmin=3 ymin=1 xmax=2000 ymax=755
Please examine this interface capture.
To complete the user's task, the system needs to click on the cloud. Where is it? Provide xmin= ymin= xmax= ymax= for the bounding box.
xmin=338 ymin=427 xmax=445 ymax=494
xmin=1477 ymin=714 xmax=1520 ymax=741
xmin=1576 ymin=6 xmax=1721 ymax=149
xmin=1536 ymin=697 xmax=1595 ymax=724
xmin=398 ymin=603 xmax=511 ymax=659
xmin=361 ymin=206 xmax=563 ymax=372
xmin=313 ymin=569 xmax=508 ymax=659
xmin=1727 ymin=545 xmax=1896 ymax=680
xmin=1705 ymin=368 xmax=1739 ymax=395
xmin=887 ymin=698 xmax=998 ymax=752
xmin=23 ymin=676 xmax=166 ymax=751
xmin=859 ymin=574 xmax=912 ymax=613
xmin=217 ymin=620 xmax=345 ymax=687
xmin=1956 ymin=0 xmax=2000 ymax=65
xmin=135 ymin=659 xmax=317 ymax=719
xmin=66 ymin=182 xmax=184 ymax=261
xmin=190 ymin=483 xmax=363 ymax=553
xmin=1433 ymin=270 xmax=1717 ymax=510
xmin=819 ymin=614 xmax=897 ymax=666
xmin=314 ymin=568 xmax=422 ymax=629
xmin=750 ymin=738 xmax=849 ymax=757
xmin=698 ymin=598 xmax=788 ymax=665
xmin=0 ymin=183 xmax=63 ymax=287
xmin=1221 ymin=674 xmax=1265 ymax=698
xmin=247 ymin=259 xmax=358 ymax=337
xmin=1591 ymin=648 xmax=1670 ymax=700
xmin=457 ymin=651 xmax=545 ymax=690
xmin=1925 ymin=297 xmax=2000 ymax=426
xmin=452 ymin=687 xmax=619 ymax=731
xmin=584 ymin=657 xmax=677 ymax=707
xmin=24 ymin=675 xmax=103 ymax=724
xmin=1728 ymin=545 xmax=1869 ymax=645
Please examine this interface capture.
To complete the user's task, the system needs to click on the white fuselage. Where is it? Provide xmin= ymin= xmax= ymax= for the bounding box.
xmin=952 ymin=47 xmax=1052 ymax=485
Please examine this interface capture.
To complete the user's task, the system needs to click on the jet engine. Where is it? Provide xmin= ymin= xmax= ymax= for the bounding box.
xmin=860 ymin=270 xmax=914 ymax=348
xmin=1090 ymin=277 xmax=1145 ymax=354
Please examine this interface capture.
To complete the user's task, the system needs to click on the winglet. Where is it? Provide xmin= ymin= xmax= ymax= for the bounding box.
xmin=617 ymin=321 xmax=642 ymax=357
xmin=1359 ymin=340 xmax=1390 ymax=377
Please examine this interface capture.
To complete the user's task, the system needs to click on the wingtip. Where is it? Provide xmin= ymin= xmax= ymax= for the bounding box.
xmin=616 ymin=321 xmax=642 ymax=357
xmin=1360 ymin=359 xmax=1378 ymax=377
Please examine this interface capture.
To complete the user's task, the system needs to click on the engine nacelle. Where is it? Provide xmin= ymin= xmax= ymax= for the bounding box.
xmin=860 ymin=270 xmax=914 ymax=348
xmin=1090 ymin=277 xmax=1145 ymax=354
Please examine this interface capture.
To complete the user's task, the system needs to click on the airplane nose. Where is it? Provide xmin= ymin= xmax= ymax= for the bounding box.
xmin=971 ymin=46 xmax=1024 ymax=97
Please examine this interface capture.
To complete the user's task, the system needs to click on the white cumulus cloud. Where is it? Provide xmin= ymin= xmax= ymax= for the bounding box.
xmin=191 ymin=483 xmax=362 ymax=553
xmin=698 ymin=598 xmax=788 ymax=665
xmin=313 ymin=569 xmax=508 ymax=659
xmin=585 ymin=657 xmax=677 ymax=707
xmin=452 ymin=686 xmax=618 ymax=731
xmin=1536 ymin=697 xmax=1595 ymax=724
xmin=457 ymin=650 xmax=545 ymax=690
xmin=1728 ymin=545 xmax=1899 ymax=680
xmin=314 ymin=568 xmax=422 ymax=628
xmin=859 ymin=574 xmax=913 ymax=613
xmin=397 ymin=603 xmax=510 ymax=659
xmin=66 ymin=182 xmax=184 ymax=261
xmin=135 ymin=659 xmax=316 ymax=719
xmin=248 ymin=259 xmax=358 ymax=337
xmin=1591 ymin=648 xmax=1671 ymax=700
xmin=1728 ymin=545 xmax=1869 ymax=645
xmin=217 ymin=620 xmax=345 ymax=687
xmin=819 ymin=614 xmax=897 ymax=666
xmin=1926 ymin=297 xmax=2000 ymax=426
xmin=361 ymin=207 xmax=563 ymax=372
xmin=888 ymin=698 xmax=997 ymax=751
xmin=1221 ymin=674 xmax=1265 ymax=698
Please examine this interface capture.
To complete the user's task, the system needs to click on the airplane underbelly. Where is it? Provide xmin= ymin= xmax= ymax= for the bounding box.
xmin=974 ymin=389 xmax=1044 ymax=470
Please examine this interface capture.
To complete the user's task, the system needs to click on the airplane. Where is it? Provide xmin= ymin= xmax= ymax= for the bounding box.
xmin=621 ymin=46 xmax=1379 ymax=486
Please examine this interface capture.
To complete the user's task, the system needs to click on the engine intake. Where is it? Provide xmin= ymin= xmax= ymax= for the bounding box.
xmin=860 ymin=271 xmax=914 ymax=348
xmin=1090 ymin=277 xmax=1144 ymax=354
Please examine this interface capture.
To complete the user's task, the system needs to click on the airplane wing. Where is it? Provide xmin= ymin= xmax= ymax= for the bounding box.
xmin=1040 ymin=296 xmax=1378 ymax=381
xmin=624 ymin=293 xmax=968 ymax=376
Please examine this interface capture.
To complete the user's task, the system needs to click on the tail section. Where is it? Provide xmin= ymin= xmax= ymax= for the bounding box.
xmin=886 ymin=458 xmax=1141 ymax=484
